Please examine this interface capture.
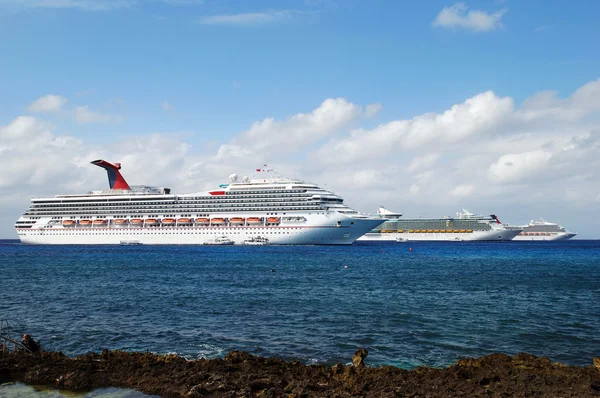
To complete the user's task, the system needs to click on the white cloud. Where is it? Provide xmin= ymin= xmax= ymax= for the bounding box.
xmin=213 ymin=97 xmax=378 ymax=161
xmin=28 ymin=95 xmax=68 ymax=113
xmin=433 ymin=2 xmax=507 ymax=32
xmin=365 ymin=103 xmax=382 ymax=117
xmin=449 ymin=184 xmax=476 ymax=197
xmin=72 ymin=106 xmax=120 ymax=124
xmin=27 ymin=94 xmax=123 ymax=124
xmin=315 ymin=90 xmax=513 ymax=165
xmin=199 ymin=10 xmax=296 ymax=26
xmin=0 ymin=116 xmax=84 ymax=189
xmin=408 ymin=153 xmax=440 ymax=172
xmin=162 ymin=100 xmax=174 ymax=112
xmin=3 ymin=79 xmax=600 ymax=238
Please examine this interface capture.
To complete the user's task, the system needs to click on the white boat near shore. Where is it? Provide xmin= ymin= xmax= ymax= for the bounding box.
xmin=242 ymin=236 xmax=269 ymax=245
xmin=203 ymin=236 xmax=235 ymax=245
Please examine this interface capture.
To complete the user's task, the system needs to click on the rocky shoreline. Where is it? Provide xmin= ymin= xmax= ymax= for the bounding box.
xmin=1 ymin=349 xmax=600 ymax=397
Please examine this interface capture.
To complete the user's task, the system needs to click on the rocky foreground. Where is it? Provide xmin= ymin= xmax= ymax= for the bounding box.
xmin=1 ymin=349 xmax=600 ymax=397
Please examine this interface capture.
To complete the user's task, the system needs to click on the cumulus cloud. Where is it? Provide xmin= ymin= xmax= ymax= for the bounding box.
xmin=4 ymin=79 xmax=600 ymax=238
xmin=27 ymin=94 xmax=123 ymax=124
xmin=213 ymin=97 xmax=378 ymax=161
xmin=408 ymin=153 xmax=440 ymax=172
xmin=449 ymin=184 xmax=476 ymax=198
xmin=73 ymin=106 xmax=120 ymax=124
xmin=0 ymin=116 xmax=85 ymax=189
xmin=28 ymin=95 xmax=68 ymax=113
xmin=433 ymin=2 xmax=507 ymax=32
xmin=316 ymin=91 xmax=513 ymax=164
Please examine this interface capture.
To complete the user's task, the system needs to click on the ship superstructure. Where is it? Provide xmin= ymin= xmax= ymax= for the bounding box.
xmin=505 ymin=219 xmax=576 ymax=241
xmin=15 ymin=160 xmax=383 ymax=245
xmin=357 ymin=207 xmax=521 ymax=242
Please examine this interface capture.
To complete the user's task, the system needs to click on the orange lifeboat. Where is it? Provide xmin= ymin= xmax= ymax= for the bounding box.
xmin=113 ymin=219 xmax=127 ymax=225
xmin=62 ymin=220 xmax=76 ymax=226
xmin=210 ymin=218 xmax=225 ymax=225
xmin=229 ymin=217 xmax=245 ymax=224
xmin=79 ymin=220 xmax=92 ymax=227
xmin=145 ymin=219 xmax=159 ymax=224
xmin=93 ymin=219 xmax=107 ymax=226
xmin=195 ymin=217 xmax=210 ymax=224
xmin=162 ymin=218 xmax=176 ymax=225
xmin=177 ymin=218 xmax=192 ymax=224
xmin=246 ymin=217 xmax=262 ymax=225
xmin=267 ymin=217 xmax=280 ymax=224
xmin=130 ymin=219 xmax=143 ymax=226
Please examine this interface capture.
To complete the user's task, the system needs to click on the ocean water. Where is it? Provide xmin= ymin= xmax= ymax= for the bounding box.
xmin=1 ymin=239 xmax=599 ymax=373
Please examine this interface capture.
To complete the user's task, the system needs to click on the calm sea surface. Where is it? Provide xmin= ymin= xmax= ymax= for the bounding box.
xmin=1 ymin=240 xmax=599 ymax=375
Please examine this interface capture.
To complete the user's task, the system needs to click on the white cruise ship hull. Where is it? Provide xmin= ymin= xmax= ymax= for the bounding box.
xmin=17 ymin=214 xmax=383 ymax=246
xmin=358 ymin=228 xmax=521 ymax=242
xmin=16 ymin=159 xmax=384 ymax=246
xmin=512 ymin=232 xmax=576 ymax=241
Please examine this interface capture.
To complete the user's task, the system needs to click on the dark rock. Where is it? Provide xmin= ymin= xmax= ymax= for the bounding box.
xmin=2 ymin=349 xmax=600 ymax=397
xmin=352 ymin=348 xmax=368 ymax=368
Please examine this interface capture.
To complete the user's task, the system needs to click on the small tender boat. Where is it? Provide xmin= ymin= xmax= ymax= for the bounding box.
xmin=210 ymin=218 xmax=225 ymax=225
xmin=242 ymin=236 xmax=269 ymax=245
xmin=162 ymin=218 xmax=176 ymax=225
xmin=145 ymin=219 xmax=159 ymax=225
xmin=130 ymin=219 xmax=143 ymax=226
xmin=113 ymin=219 xmax=128 ymax=225
xmin=203 ymin=236 xmax=235 ymax=245
xmin=246 ymin=217 xmax=263 ymax=225
xmin=229 ymin=217 xmax=245 ymax=224
xmin=79 ymin=220 xmax=92 ymax=227
xmin=177 ymin=218 xmax=192 ymax=224
xmin=267 ymin=217 xmax=280 ymax=224
xmin=195 ymin=217 xmax=210 ymax=224
xmin=93 ymin=219 xmax=107 ymax=226
xmin=120 ymin=240 xmax=142 ymax=245
xmin=62 ymin=220 xmax=76 ymax=226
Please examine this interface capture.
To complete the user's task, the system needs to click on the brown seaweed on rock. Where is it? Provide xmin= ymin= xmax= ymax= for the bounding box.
xmin=2 ymin=348 xmax=600 ymax=397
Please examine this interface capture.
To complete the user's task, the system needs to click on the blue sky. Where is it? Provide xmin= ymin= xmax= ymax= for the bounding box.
xmin=1 ymin=0 xmax=600 ymax=238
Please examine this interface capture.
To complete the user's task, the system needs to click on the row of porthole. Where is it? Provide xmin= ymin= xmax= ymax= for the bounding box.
xmin=28 ymin=231 xmax=297 ymax=235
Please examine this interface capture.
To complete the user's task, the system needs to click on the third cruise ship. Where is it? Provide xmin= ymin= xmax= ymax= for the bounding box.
xmin=505 ymin=219 xmax=576 ymax=241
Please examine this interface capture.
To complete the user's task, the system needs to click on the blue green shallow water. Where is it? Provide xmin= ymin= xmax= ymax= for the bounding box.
xmin=1 ymin=240 xmax=599 ymax=373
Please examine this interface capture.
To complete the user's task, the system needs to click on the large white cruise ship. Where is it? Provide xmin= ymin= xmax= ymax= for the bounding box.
xmin=505 ymin=219 xmax=576 ymax=241
xmin=357 ymin=207 xmax=522 ymax=242
xmin=15 ymin=160 xmax=383 ymax=245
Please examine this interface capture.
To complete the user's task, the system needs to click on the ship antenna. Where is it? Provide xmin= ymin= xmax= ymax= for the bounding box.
xmin=90 ymin=159 xmax=131 ymax=190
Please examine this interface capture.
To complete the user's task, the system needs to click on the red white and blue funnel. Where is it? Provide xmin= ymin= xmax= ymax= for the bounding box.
xmin=90 ymin=159 xmax=131 ymax=190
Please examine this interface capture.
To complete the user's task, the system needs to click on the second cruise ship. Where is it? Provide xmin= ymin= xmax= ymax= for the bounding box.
xmin=357 ymin=207 xmax=522 ymax=242
xmin=15 ymin=160 xmax=383 ymax=245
